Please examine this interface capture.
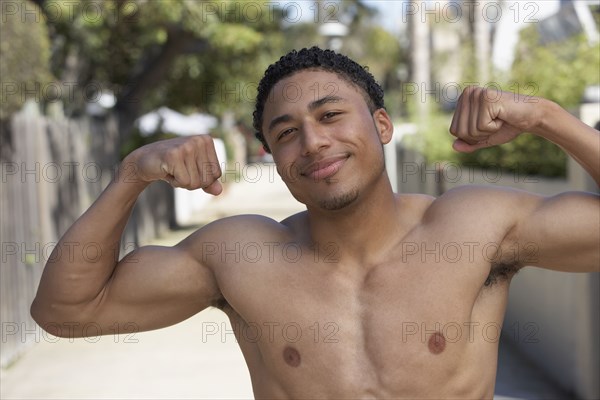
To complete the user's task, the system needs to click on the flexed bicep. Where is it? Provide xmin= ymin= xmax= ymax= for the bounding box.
xmin=40 ymin=244 xmax=221 ymax=338
xmin=104 ymin=245 xmax=220 ymax=329
xmin=507 ymin=191 xmax=600 ymax=272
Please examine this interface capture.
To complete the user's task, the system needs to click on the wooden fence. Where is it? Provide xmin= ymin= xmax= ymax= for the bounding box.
xmin=1 ymin=101 xmax=172 ymax=367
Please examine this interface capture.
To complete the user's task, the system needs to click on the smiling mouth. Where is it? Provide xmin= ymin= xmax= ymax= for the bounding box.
xmin=301 ymin=155 xmax=349 ymax=181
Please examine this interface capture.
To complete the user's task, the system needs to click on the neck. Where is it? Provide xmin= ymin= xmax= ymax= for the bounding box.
xmin=306 ymin=174 xmax=403 ymax=265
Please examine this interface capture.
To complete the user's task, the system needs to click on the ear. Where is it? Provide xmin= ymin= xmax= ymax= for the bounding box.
xmin=373 ymin=109 xmax=394 ymax=145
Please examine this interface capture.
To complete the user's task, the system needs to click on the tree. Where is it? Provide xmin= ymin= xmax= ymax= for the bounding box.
xmin=457 ymin=27 xmax=599 ymax=177
xmin=0 ymin=0 xmax=53 ymax=120
xmin=511 ymin=27 xmax=599 ymax=110
xmin=31 ymin=0 xmax=287 ymax=145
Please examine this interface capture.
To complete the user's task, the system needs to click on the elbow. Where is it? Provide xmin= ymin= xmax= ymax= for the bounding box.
xmin=30 ymin=297 xmax=46 ymax=327
xmin=30 ymin=297 xmax=59 ymax=337
xmin=30 ymin=298 xmax=80 ymax=338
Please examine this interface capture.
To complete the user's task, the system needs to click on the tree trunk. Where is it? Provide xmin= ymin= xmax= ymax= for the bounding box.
xmin=115 ymin=28 xmax=195 ymax=149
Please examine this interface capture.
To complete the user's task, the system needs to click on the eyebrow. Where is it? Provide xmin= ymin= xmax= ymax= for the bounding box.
xmin=267 ymin=95 xmax=346 ymax=134
xmin=308 ymin=94 xmax=345 ymax=112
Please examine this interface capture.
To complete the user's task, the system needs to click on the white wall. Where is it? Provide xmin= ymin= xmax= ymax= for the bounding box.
xmin=173 ymin=138 xmax=227 ymax=226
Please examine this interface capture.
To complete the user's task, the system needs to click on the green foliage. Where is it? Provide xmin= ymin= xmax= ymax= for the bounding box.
xmin=456 ymin=27 xmax=599 ymax=178
xmin=0 ymin=0 xmax=53 ymax=120
xmin=41 ymin=0 xmax=280 ymax=117
xmin=6 ymin=0 xmax=409 ymax=158
xmin=511 ymin=27 xmax=599 ymax=109
xmin=339 ymin=22 xmax=406 ymax=118
xmin=402 ymin=105 xmax=458 ymax=165
xmin=43 ymin=0 xmax=154 ymax=108
xmin=160 ymin=1 xmax=284 ymax=121
xmin=457 ymin=134 xmax=567 ymax=177
xmin=281 ymin=22 xmax=321 ymax=51
xmin=592 ymin=4 xmax=600 ymax=29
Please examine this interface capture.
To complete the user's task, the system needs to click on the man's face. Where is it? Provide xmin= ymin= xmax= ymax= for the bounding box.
xmin=261 ymin=69 xmax=393 ymax=211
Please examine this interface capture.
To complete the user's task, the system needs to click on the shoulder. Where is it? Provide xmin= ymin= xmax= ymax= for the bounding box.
xmin=176 ymin=212 xmax=307 ymax=262
xmin=181 ymin=213 xmax=298 ymax=246
xmin=421 ymin=185 xmax=544 ymax=230
xmin=397 ymin=193 xmax=436 ymax=218
xmin=428 ymin=184 xmax=542 ymax=211
xmin=175 ymin=212 xmax=307 ymax=310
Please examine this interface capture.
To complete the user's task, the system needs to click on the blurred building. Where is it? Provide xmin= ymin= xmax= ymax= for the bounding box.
xmin=406 ymin=1 xmax=600 ymax=398
xmin=504 ymin=3 xmax=599 ymax=398
xmin=408 ymin=0 xmax=494 ymax=113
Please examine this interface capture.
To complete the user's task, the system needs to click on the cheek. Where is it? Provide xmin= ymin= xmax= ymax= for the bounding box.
xmin=274 ymin=152 xmax=300 ymax=183
xmin=346 ymin=120 xmax=384 ymax=152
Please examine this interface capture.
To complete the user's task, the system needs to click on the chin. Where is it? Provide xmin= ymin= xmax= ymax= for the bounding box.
xmin=317 ymin=188 xmax=360 ymax=211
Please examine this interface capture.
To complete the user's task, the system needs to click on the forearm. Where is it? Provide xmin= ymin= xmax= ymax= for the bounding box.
xmin=533 ymin=99 xmax=600 ymax=186
xmin=31 ymin=135 xmax=223 ymax=332
xmin=31 ymin=164 xmax=149 ymax=322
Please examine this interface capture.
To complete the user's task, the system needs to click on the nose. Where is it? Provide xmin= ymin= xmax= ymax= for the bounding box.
xmin=301 ymin=121 xmax=330 ymax=156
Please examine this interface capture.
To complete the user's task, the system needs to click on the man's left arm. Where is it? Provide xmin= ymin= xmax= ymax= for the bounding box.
xmin=450 ymin=86 xmax=599 ymax=272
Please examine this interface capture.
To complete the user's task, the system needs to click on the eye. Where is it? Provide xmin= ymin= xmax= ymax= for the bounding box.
xmin=322 ymin=111 xmax=341 ymax=120
xmin=277 ymin=127 xmax=296 ymax=141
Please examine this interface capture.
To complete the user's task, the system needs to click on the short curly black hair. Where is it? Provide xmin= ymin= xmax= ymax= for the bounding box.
xmin=253 ymin=47 xmax=385 ymax=153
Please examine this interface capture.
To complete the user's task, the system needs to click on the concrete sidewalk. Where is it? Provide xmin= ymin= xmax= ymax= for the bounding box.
xmin=1 ymin=163 xmax=571 ymax=399
xmin=0 ymin=307 xmax=253 ymax=399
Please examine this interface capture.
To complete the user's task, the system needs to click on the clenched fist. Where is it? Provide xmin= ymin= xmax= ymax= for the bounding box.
xmin=122 ymin=135 xmax=223 ymax=194
xmin=450 ymin=86 xmax=545 ymax=153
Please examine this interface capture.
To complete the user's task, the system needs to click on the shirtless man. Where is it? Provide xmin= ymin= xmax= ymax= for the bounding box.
xmin=31 ymin=47 xmax=599 ymax=399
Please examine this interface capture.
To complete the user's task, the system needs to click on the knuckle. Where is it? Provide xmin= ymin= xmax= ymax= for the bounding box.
xmin=477 ymin=120 xmax=491 ymax=132
xmin=194 ymin=134 xmax=210 ymax=146
xmin=181 ymin=141 xmax=196 ymax=154
xmin=165 ymin=147 xmax=180 ymax=160
xmin=213 ymin=164 xmax=222 ymax=179
xmin=188 ymin=175 xmax=200 ymax=188
xmin=205 ymin=137 xmax=217 ymax=151
xmin=178 ymin=176 xmax=190 ymax=186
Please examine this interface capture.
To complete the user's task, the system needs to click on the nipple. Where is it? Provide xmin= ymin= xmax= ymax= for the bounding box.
xmin=428 ymin=331 xmax=446 ymax=355
xmin=283 ymin=346 xmax=301 ymax=367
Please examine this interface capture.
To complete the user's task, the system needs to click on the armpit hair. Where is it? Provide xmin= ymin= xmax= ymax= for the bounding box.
xmin=485 ymin=262 xmax=521 ymax=287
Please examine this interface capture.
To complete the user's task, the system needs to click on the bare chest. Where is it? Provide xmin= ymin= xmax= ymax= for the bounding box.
xmin=220 ymin=254 xmax=505 ymax=397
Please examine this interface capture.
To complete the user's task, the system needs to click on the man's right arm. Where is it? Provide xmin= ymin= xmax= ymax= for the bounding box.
xmin=31 ymin=135 xmax=223 ymax=337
